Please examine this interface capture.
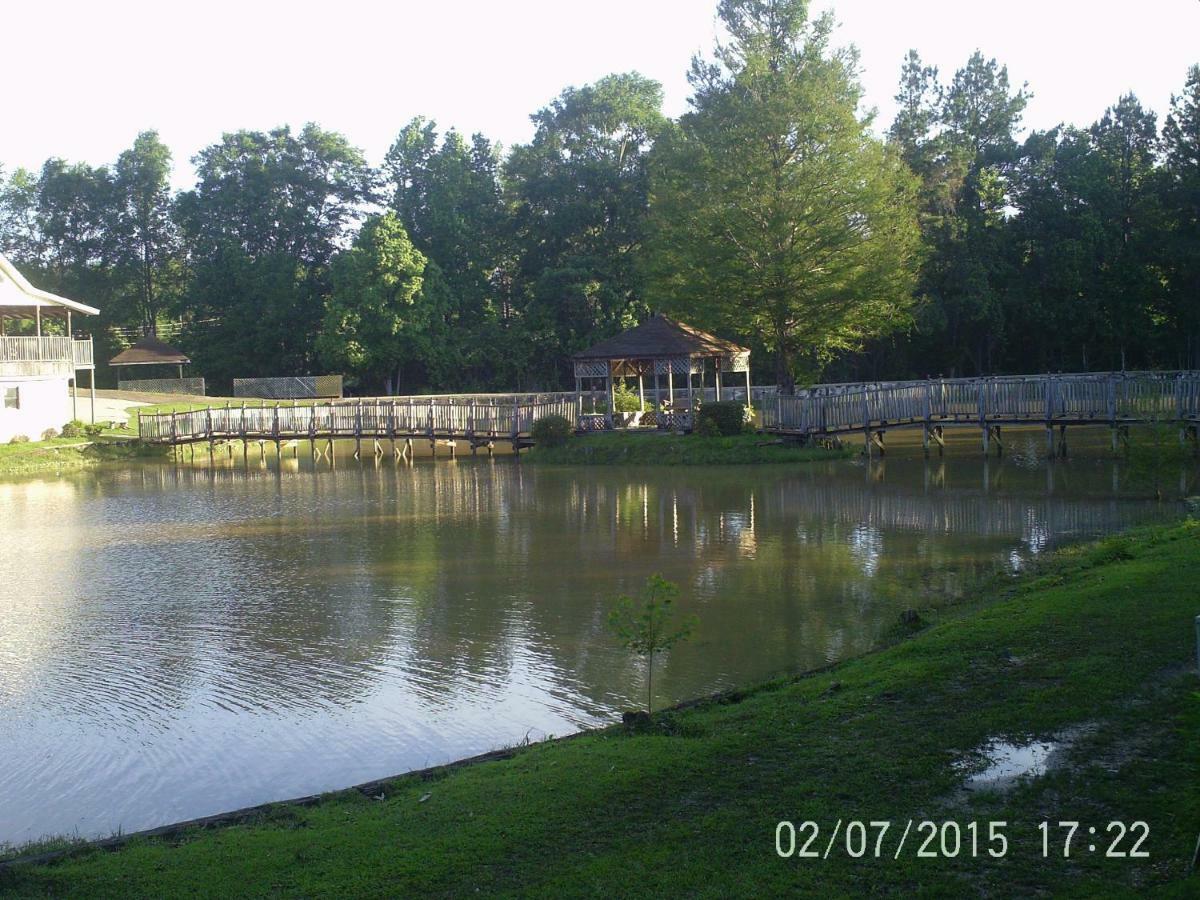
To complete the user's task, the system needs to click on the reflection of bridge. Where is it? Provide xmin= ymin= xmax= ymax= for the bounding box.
xmin=759 ymin=371 xmax=1200 ymax=455
xmin=753 ymin=465 xmax=1172 ymax=543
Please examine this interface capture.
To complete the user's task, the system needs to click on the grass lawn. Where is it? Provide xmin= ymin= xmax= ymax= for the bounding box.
xmin=3 ymin=522 xmax=1198 ymax=896
xmin=530 ymin=430 xmax=853 ymax=465
xmin=0 ymin=436 xmax=168 ymax=475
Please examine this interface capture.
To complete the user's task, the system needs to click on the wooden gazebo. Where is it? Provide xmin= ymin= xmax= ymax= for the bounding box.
xmin=109 ymin=335 xmax=191 ymax=385
xmin=572 ymin=315 xmax=750 ymax=429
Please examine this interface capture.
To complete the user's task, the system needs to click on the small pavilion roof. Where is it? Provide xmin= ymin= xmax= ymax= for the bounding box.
xmin=109 ymin=335 xmax=191 ymax=367
xmin=572 ymin=315 xmax=748 ymax=360
xmin=0 ymin=253 xmax=100 ymax=316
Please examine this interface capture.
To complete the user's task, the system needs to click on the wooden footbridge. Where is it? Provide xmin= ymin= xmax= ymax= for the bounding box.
xmin=136 ymin=371 xmax=1200 ymax=460
xmin=138 ymin=393 xmax=579 ymax=461
xmin=759 ymin=371 xmax=1200 ymax=456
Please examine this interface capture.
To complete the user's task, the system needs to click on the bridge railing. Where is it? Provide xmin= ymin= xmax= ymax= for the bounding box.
xmin=138 ymin=394 xmax=582 ymax=445
xmin=761 ymin=371 xmax=1200 ymax=435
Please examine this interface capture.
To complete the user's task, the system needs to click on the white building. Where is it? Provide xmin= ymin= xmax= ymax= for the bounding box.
xmin=0 ymin=254 xmax=97 ymax=443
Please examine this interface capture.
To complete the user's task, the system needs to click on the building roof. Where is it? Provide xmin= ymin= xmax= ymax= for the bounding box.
xmin=572 ymin=315 xmax=748 ymax=360
xmin=109 ymin=335 xmax=191 ymax=367
xmin=0 ymin=253 xmax=100 ymax=316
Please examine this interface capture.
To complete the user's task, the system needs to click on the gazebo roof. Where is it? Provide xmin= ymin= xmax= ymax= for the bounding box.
xmin=109 ymin=335 xmax=190 ymax=367
xmin=573 ymin=315 xmax=748 ymax=360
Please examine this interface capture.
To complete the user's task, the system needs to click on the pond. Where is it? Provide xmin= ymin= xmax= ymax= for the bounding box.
xmin=0 ymin=435 xmax=1192 ymax=844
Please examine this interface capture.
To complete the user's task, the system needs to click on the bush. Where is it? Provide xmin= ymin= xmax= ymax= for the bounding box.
xmin=612 ymin=380 xmax=642 ymax=413
xmin=531 ymin=414 xmax=573 ymax=448
xmin=61 ymin=420 xmax=86 ymax=438
xmin=41 ymin=427 xmax=60 ymax=440
xmin=83 ymin=423 xmax=106 ymax=437
xmin=9 ymin=434 xmax=30 ymax=444
xmin=695 ymin=400 xmax=746 ymax=437
xmin=694 ymin=416 xmax=721 ymax=437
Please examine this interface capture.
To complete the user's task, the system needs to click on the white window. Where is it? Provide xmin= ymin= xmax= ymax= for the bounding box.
xmin=3 ymin=387 xmax=18 ymax=410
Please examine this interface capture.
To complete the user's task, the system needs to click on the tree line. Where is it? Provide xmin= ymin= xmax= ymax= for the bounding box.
xmin=0 ymin=0 xmax=1197 ymax=394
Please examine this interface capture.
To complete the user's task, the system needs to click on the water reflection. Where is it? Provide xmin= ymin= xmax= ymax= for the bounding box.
xmin=0 ymin=453 xmax=1190 ymax=844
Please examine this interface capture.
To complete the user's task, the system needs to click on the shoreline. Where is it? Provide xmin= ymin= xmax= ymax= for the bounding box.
xmin=5 ymin=521 xmax=1198 ymax=894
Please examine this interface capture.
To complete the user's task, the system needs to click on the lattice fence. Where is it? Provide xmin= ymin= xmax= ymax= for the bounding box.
xmin=118 ymin=377 xmax=206 ymax=395
xmin=232 ymin=375 xmax=344 ymax=399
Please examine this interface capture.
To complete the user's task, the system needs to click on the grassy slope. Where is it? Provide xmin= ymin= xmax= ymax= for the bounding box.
xmin=0 ymin=437 xmax=167 ymax=475
xmin=531 ymin=431 xmax=853 ymax=465
xmin=4 ymin=523 xmax=1198 ymax=897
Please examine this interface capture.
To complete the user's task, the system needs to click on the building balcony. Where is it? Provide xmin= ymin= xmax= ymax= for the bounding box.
xmin=0 ymin=336 xmax=95 ymax=378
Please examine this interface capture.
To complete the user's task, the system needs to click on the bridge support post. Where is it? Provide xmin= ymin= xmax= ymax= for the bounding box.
xmin=981 ymin=423 xmax=989 ymax=455
xmin=922 ymin=423 xmax=930 ymax=458
xmin=1045 ymin=425 xmax=1054 ymax=458
xmin=1058 ymin=425 xmax=1068 ymax=458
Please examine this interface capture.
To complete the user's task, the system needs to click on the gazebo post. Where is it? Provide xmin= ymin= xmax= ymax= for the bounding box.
xmin=715 ymin=362 xmax=723 ymax=402
xmin=667 ymin=366 xmax=674 ymax=415
xmin=637 ymin=369 xmax=645 ymax=412
xmin=745 ymin=367 xmax=752 ymax=406
xmin=605 ymin=365 xmax=614 ymax=430
xmin=653 ymin=366 xmax=660 ymax=411
xmin=687 ymin=366 xmax=695 ymax=426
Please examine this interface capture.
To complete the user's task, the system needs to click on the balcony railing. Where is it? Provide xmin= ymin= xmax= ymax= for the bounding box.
xmin=0 ymin=336 xmax=95 ymax=375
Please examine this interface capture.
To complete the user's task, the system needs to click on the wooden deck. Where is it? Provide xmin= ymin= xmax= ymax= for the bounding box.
xmin=759 ymin=371 xmax=1200 ymax=454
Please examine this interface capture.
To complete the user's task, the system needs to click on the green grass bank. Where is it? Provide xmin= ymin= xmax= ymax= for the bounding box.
xmin=3 ymin=521 xmax=1198 ymax=896
xmin=530 ymin=430 xmax=852 ymax=465
xmin=0 ymin=437 xmax=165 ymax=476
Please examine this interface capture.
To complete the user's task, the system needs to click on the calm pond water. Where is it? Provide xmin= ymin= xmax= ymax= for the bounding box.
xmin=0 ymin=434 xmax=1193 ymax=844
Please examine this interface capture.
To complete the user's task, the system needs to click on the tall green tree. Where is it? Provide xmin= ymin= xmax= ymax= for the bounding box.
xmin=647 ymin=0 xmax=921 ymax=390
xmin=384 ymin=120 xmax=509 ymax=387
xmin=176 ymin=123 xmax=372 ymax=265
xmin=112 ymin=131 xmax=182 ymax=334
xmin=0 ymin=167 xmax=42 ymax=263
xmin=1161 ymin=65 xmax=1200 ymax=367
xmin=317 ymin=213 xmax=429 ymax=393
xmin=176 ymin=124 xmax=374 ymax=386
xmin=506 ymin=73 xmax=666 ymax=385
xmin=1083 ymin=94 xmax=1163 ymax=369
xmin=885 ymin=51 xmax=1029 ymax=376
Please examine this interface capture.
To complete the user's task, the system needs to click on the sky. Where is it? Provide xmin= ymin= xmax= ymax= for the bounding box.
xmin=2 ymin=0 xmax=1197 ymax=189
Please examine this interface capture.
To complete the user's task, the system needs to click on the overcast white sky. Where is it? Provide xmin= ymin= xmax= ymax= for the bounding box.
xmin=2 ymin=0 xmax=1197 ymax=188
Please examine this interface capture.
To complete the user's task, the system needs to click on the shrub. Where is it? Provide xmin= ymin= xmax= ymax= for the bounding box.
xmin=531 ymin=414 xmax=572 ymax=448
xmin=695 ymin=400 xmax=746 ymax=436
xmin=83 ymin=423 xmax=106 ymax=437
xmin=9 ymin=434 xmax=30 ymax=444
xmin=61 ymin=420 xmax=86 ymax=438
xmin=694 ymin=416 xmax=721 ymax=437
xmin=41 ymin=427 xmax=60 ymax=440
xmin=612 ymin=380 xmax=642 ymax=413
